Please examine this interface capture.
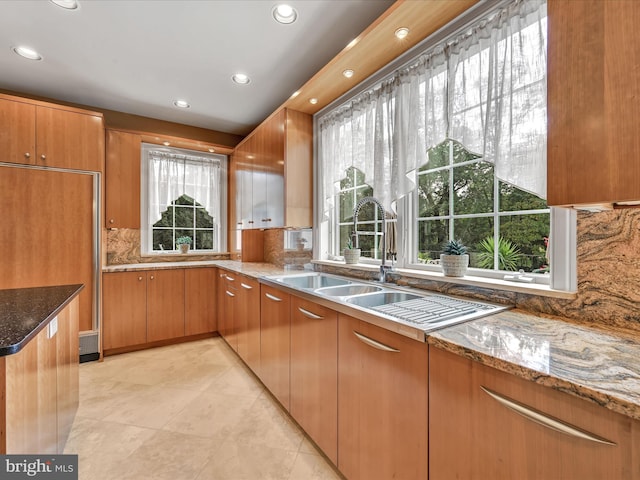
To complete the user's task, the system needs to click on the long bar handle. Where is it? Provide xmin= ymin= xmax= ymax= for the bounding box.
xmin=480 ymin=386 xmax=616 ymax=446
xmin=353 ymin=331 xmax=399 ymax=353
xmin=265 ymin=293 xmax=282 ymax=302
xmin=298 ymin=307 xmax=323 ymax=320
xmin=241 ymin=283 xmax=253 ymax=290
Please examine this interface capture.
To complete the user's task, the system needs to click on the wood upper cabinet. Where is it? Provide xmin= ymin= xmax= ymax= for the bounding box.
xmin=429 ymin=346 xmax=640 ymax=479
xmin=236 ymin=275 xmax=260 ymax=372
xmin=547 ymin=0 xmax=640 ymax=207
xmin=230 ymin=107 xmax=312 ymax=237
xmin=0 ymin=97 xmax=35 ymax=164
xmin=338 ymin=313 xmax=428 ymax=480
xmin=103 ymin=271 xmax=148 ymax=350
xmin=0 ymin=94 xmax=104 ymax=172
xmin=185 ymin=267 xmax=217 ymax=336
xmin=260 ymin=284 xmax=291 ymax=411
xmin=290 ymin=296 xmax=338 ymax=464
xmin=105 ymin=129 xmax=141 ymax=228
xmin=147 ymin=269 xmax=185 ymax=343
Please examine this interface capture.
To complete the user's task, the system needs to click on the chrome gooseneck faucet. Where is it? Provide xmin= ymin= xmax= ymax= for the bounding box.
xmin=352 ymin=196 xmax=391 ymax=282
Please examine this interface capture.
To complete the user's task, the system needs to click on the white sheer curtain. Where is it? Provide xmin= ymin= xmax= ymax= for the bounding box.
xmin=148 ymin=150 xmax=221 ymax=224
xmin=318 ymin=0 xmax=547 ymax=214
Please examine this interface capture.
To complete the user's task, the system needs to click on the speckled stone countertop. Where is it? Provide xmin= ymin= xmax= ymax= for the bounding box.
xmin=0 ymin=284 xmax=83 ymax=356
xmin=103 ymin=260 xmax=306 ymax=276
xmin=429 ymin=309 xmax=640 ymax=421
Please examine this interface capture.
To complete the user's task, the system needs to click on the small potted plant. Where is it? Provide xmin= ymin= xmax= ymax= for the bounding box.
xmin=440 ymin=239 xmax=469 ymax=277
xmin=343 ymin=237 xmax=361 ymax=265
xmin=176 ymin=235 xmax=192 ymax=254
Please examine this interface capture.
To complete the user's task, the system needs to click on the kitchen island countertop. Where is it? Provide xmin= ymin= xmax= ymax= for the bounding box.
xmin=0 ymin=284 xmax=83 ymax=356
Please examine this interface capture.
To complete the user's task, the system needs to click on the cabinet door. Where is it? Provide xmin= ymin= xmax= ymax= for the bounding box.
xmin=262 ymin=109 xmax=285 ymax=228
xmin=103 ymin=271 xmax=147 ymax=350
xmin=56 ymin=296 xmax=79 ymax=453
xmin=284 ymin=109 xmax=313 ymax=228
xmin=338 ymin=314 xmax=428 ymax=480
xmin=0 ymin=97 xmax=35 ymax=165
xmin=36 ymin=106 xmax=104 ymax=172
xmin=220 ymin=272 xmax=238 ymax=351
xmin=237 ymin=276 xmax=260 ymax=372
xmin=147 ymin=269 xmax=185 ymax=342
xmin=260 ymin=284 xmax=291 ymax=410
xmin=290 ymin=297 xmax=337 ymax=464
xmin=105 ymin=130 xmax=141 ymax=228
xmin=185 ymin=267 xmax=217 ymax=336
xmin=429 ymin=346 xmax=640 ymax=479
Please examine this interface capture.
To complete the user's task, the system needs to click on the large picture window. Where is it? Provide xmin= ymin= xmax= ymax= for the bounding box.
xmin=141 ymin=144 xmax=227 ymax=254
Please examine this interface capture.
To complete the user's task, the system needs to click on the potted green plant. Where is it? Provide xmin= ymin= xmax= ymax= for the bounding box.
xmin=440 ymin=239 xmax=469 ymax=277
xmin=176 ymin=235 xmax=192 ymax=254
xmin=343 ymin=237 xmax=361 ymax=265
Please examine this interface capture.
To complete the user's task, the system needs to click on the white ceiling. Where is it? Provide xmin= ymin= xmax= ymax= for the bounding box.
xmin=0 ymin=0 xmax=394 ymax=136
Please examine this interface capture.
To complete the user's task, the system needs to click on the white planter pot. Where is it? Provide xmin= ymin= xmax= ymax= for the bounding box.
xmin=440 ymin=254 xmax=469 ymax=277
xmin=179 ymin=244 xmax=190 ymax=254
xmin=344 ymin=248 xmax=361 ymax=265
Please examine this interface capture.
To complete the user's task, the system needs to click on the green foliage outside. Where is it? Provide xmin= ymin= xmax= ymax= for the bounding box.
xmin=476 ymin=236 xmax=522 ymax=271
xmin=153 ymin=194 xmax=215 ymax=251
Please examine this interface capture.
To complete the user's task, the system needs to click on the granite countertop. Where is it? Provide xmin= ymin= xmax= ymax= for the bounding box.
xmin=103 ymin=260 xmax=305 ymax=277
xmin=429 ymin=309 xmax=640 ymax=421
xmin=103 ymin=260 xmax=640 ymax=421
xmin=0 ymin=284 xmax=84 ymax=356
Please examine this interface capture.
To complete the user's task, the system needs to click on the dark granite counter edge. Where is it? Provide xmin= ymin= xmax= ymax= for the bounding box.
xmin=0 ymin=284 xmax=84 ymax=356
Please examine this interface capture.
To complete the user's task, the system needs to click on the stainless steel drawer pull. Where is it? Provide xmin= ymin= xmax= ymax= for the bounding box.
xmin=219 ymin=273 xmax=227 ymax=278
xmin=480 ymin=386 xmax=616 ymax=446
xmin=265 ymin=293 xmax=282 ymax=302
xmin=225 ymin=290 xmax=235 ymax=297
xmin=241 ymin=283 xmax=253 ymax=290
xmin=353 ymin=331 xmax=399 ymax=353
xmin=298 ymin=307 xmax=323 ymax=319
xmin=226 ymin=275 xmax=235 ymax=282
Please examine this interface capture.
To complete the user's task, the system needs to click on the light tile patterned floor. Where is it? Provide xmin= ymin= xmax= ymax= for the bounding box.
xmin=64 ymin=337 xmax=343 ymax=480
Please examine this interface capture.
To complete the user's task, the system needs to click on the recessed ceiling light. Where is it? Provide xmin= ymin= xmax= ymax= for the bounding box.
xmin=50 ymin=0 xmax=79 ymax=9
xmin=173 ymin=99 xmax=190 ymax=108
xmin=163 ymin=141 xmax=171 ymax=146
xmin=12 ymin=46 xmax=42 ymax=61
xmin=272 ymin=4 xmax=298 ymax=24
xmin=290 ymin=90 xmax=300 ymax=99
xmin=346 ymin=38 xmax=358 ymax=49
xmin=395 ymin=27 xmax=410 ymax=39
xmin=208 ymin=148 xmax=216 ymax=153
xmin=232 ymin=73 xmax=251 ymax=85
xmin=342 ymin=69 xmax=354 ymax=78
xmin=309 ymin=98 xmax=318 ymax=105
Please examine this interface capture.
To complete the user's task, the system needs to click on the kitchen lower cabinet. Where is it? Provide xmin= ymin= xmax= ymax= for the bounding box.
xmin=260 ymin=284 xmax=291 ymax=410
xmin=103 ymin=268 xmax=196 ymax=353
xmin=429 ymin=346 xmax=640 ymax=479
xmin=290 ymin=297 xmax=337 ymax=464
xmin=185 ymin=267 xmax=217 ymax=336
xmin=338 ymin=314 xmax=428 ymax=480
xmin=236 ymin=276 xmax=260 ymax=372
xmin=146 ymin=269 xmax=185 ymax=342
xmin=103 ymin=271 xmax=147 ymax=350
xmin=218 ymin=271 xmax=238 ymax=351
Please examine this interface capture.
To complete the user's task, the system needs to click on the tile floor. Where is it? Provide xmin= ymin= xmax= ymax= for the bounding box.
xmin=64 ymin=337 xmax=343 ymax=480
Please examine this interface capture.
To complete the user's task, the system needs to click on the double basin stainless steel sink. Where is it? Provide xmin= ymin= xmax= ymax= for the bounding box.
xmin=267 ymin=272 xmax=509 ymax=335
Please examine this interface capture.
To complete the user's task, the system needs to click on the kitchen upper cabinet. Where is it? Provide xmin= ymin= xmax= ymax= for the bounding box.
xmin=0 ymin=94 xmax=104 ymax=172
xmin=260 ymin=284 xmax=291 ymax=411
xmin=429 ymin=346 xmax=640 ymax=479
xmin=290 ymin=296 xmax=338 ymax=464
xmin=105 ymin=129 xmax=141 ymax=228
xmin=338 ymin=314 xmax=428 ymax=480
xmin=185 ymin=267 xmax=217 ymax=336
xmin=230 ymin=107 xmax=312 ymax=241
xmin=547 ymin=0 xmax=640 ymax=207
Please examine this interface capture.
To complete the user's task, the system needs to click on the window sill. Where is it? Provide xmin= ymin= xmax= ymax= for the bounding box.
xmin=312 ymin=260 xmax=577 ymax=300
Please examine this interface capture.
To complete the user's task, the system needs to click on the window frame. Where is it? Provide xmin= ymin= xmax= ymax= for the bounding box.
xmin=140 ymin=143 xmax=228 ymax=256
